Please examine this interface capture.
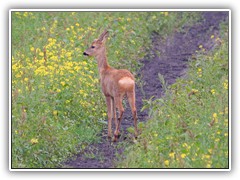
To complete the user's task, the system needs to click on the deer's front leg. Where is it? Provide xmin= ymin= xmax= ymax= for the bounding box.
xmin=106 ymin=96 xmax=112 ymax=139
xmin=112 ymin=97 xmax=117 ymax=130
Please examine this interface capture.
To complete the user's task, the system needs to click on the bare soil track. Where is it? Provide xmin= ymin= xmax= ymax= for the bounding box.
xmin=62 ymin=12 xmax=228 ymax=168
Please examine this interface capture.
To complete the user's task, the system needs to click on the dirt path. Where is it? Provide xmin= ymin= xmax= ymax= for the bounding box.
xmin=62 ymin=12 xmax=228 ymax=168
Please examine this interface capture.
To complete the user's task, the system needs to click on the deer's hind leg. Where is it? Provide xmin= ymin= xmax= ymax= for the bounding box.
xmin=112 ymin=97 xmax=117 ymax=131
xmin=127 ymin=91 xmax=138 ymax=138
xmin=113 ymin=94 xmax=125 ymax=142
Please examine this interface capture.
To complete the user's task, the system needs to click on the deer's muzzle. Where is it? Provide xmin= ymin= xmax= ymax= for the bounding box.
xmin=83 ymin=52 xmax=89 ymax=56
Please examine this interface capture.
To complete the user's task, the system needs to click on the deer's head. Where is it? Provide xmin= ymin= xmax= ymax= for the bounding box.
xmin=83 ymin=30 xmax=109 ymax=57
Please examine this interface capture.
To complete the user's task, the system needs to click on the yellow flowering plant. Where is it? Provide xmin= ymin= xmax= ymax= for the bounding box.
xmin=11 ymin=11 xmax=163 ymax=168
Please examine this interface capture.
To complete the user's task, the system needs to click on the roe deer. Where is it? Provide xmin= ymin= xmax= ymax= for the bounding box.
xmin=83 ymin=30 xmax=138 ymax=142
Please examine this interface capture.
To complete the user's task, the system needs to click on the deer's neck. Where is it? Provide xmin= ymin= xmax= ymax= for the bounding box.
xmin=96 ymin=48 xmax=110 ymax=76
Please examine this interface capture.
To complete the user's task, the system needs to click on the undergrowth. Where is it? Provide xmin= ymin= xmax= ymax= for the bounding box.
xmin=117 ymin=22 xmax=229 ymax=168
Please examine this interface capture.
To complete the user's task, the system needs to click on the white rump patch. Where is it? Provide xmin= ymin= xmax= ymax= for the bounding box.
xmin=118 ymin=77 xmax=134 ymax=85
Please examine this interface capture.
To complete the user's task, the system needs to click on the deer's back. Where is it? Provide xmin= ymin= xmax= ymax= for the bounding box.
xmin=101 ymin=68 xmax=135 ymax=97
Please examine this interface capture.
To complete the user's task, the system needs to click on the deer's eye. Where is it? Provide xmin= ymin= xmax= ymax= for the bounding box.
xmin=91 ymin=46 xmax=95 ymax=49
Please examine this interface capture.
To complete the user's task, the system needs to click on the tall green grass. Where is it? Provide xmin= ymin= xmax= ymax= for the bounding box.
xmin=117 ymin=22 xmax=229 ymax=168
xmin=11 ymin=11 xmax=201 ymax=168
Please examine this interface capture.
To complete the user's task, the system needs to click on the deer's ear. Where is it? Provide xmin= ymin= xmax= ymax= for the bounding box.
xmin=98 ymin=30 xmax=109 ymax=43
xmin=102 ymin=32 xmax=109 ymax=43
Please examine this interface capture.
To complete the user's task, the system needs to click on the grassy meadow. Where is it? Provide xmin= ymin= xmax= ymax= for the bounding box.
xmin=11 ymin=11 xmax=188 ymax=168
xmin=11 ymin=11 xmax=147 ymax=168
xmin=117 ymin=22 xmax=229 ymax=168
xmin=11 ymin=11 xmax=228 ymax=169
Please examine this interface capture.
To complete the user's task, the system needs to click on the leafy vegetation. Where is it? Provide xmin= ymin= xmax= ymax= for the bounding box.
xmin=117 ymin=22 xmax=229 ymax=168
xmin=11 ymin=11 xmax=204 ymax=168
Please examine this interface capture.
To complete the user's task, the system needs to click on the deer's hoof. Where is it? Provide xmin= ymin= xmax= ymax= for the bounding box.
xmin=113 ymin=134 xmax=121 ymax=142
xmin=113 ymin=136 xmax=118 ymax=142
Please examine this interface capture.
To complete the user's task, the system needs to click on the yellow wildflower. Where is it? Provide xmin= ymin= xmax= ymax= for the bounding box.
xmin=181 ymin=153 xmax=186 ymax=159
xmin=30 ymin=138 xmax=38 ymax=144
xmin=60 ymin=81 xmax=66 ymax=86
xmin=211 ymin=89 xmax=216 ymax=95
xmin=194 ymin=119 xmax=199 ymax=124
xmin=66 ymin=52 xmax=72 ymax=57
xmin=164 ymin=12 xmax=169 ymax=16
xmin=208 ymin=149 xmax=213 ymax=154
xmin=164 ymin=160 xmax=169 ymax=166
xmin=192 ymin=89 xmax=198 ymax=93
xmin=79 ymin=90 xmax=84 ymax=94
xmin=206 ymin=164 xmax=211 ymax=168
xmin=213 ymin=113 xmax=217 ymax=118
xmin=204 ymin=154 xmax=211 ymax=159
xmin=225 ymin=107 xmax=228 ymax=114
xmin=223 ymin=80 xmax=228 ymax=90
xmin=53 ymin=110 xmax=58 ymax=116
xmin=169 ymin=152 xmax=175 ymax=158
xmin=23 ymin=12 xmax=28 ymax=17
xmin=148 ymin=160 xmax=153 ymax=163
